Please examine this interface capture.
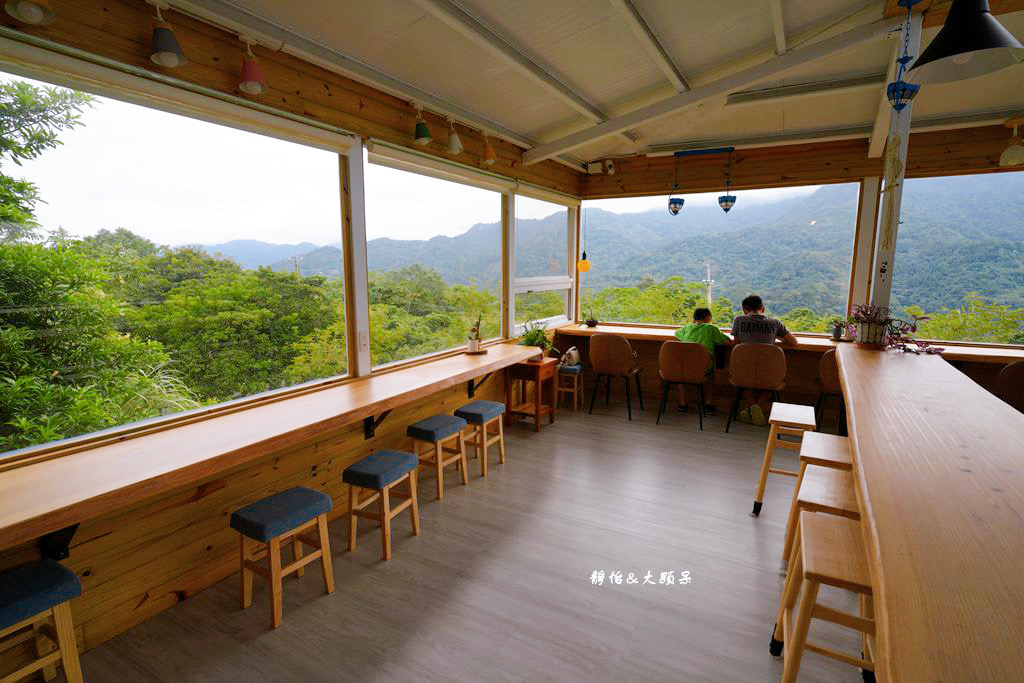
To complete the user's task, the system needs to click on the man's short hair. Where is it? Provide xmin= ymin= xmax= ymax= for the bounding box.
xmin=693 ymin=307 xmax=712 ymax=322
xmin=742 ymin=295 xmax=763 ymax=312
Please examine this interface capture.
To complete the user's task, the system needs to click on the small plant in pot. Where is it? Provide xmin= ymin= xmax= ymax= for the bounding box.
xmin=519 ymin=320 xmax=555 ymax=360
xmin=827 ymin=316 xmax=854 ymax=341
xmin=467 ymin=314 xmax=483 ymax=353
xmin=583 ymin=310 xmax=599 ymax=328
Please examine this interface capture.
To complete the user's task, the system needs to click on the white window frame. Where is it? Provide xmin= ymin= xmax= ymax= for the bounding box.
xmin=509 ymin=189 xmax=579 ymax=335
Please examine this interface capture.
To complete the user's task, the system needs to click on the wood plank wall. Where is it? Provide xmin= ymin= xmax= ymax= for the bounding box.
xmin=0 ymin=0 xmax=579 ymax=196
xmin=583 ymin=125 xmax=1016 ymax=199
xmin=0 ymin=374 xmax=508 ymax=668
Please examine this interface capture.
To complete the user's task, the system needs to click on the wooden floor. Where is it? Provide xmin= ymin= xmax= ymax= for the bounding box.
xmin=81 ymin=399 xmax=863 ymax=682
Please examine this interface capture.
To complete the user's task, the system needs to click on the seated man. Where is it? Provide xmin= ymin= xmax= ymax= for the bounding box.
xmin=674 ymin=307 xmax=731 ymax=415
xmin=730 ymin=295 xmax=799 ymax=426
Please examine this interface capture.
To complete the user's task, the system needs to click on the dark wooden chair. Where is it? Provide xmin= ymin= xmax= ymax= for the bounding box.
xmin=588 ymin=333 xmax=643 ymax=420
xmin=814 ymin=349 xmax=847 ymax=435
xmin=725 ymin=343 xmax=787 ymax=433
xmin=657 ymin=341 xmax=712 ymax=430
xmin=997 ymin=360 xmax=1024 ymax=413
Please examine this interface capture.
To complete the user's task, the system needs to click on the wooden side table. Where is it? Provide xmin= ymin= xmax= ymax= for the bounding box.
xmin=506 ymin=357 xmax=558 ymax=432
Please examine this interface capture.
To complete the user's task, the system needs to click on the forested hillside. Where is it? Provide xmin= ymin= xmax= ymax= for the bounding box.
xmin=212 ymin=173 xmax=1024 ymax=318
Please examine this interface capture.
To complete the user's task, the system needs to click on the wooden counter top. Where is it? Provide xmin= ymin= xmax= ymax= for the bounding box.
xmin=556 ymin=323 xmax=1024 ymax=363
xmin=0 ymin=344 xmax=537 ymax=551
xmin=837 ymin=345 xmax=1024 ymax=681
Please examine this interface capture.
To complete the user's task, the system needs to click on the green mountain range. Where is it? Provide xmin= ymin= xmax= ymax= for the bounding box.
xmin=202 ymin=172 xmax=1024 ymax=316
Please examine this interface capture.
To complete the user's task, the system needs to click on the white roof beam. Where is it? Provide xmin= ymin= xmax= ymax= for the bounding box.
xmin=608 ymin=0 xmax=689 ymax=91
xmin=523 ymin=16 xmax=904 ymax=165
xmin=868 ymin=40 xmax=903 ymax=158
xmin=409 ymin=0 xmax=606 ymax=123
xmin=769 ymin=0 xmax=787 ymax=55
xmin=172 ymin=0 xmax=585 ymax=168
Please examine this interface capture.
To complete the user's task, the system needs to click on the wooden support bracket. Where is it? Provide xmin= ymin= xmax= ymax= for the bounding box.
xmin=39 ymin=524 xmax=79 ymax=561
xmin=363 ymin=410 xmax=391 ymax=439
xmin=468 ymin=372 xmax=493 ymax=398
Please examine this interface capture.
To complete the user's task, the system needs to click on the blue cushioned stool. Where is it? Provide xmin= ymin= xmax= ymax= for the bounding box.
xmin=343 ymin=450 xmax=420 ymax=561
xmin=0 ymin=560 xmax=83 ymax=683
xmin=557 ymin=363 xmax=584 ymax=411
xmin=454 ymin=400 xmax=507 ymax=477
xmin=407 ymin=414 xmax=469 ymax=500
xmin=231 ymin=486 xmax=335 ymax=628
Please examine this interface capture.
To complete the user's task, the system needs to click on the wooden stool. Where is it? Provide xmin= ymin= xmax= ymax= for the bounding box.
xmin=770 ymin=512 xmax=875 ymax=682
xmin=779 ymin=433 xmax=853 ymax=572
xmin=0 ymin=560 xmax=83 ymax=683
xmin=344 ymin=450 xmax=420 ymax=561
xmin=751 ymin=402 xmax=816 ymax=517
xmin=231 ymin=487 xmax=335 ymax=629
xmin=408 ymin=414 xmax=469 ymax=500
xmin=454 ymin=400 xmax=507 ymax=477
xmin=779 ymin=465 xmax=860 ymax=574
xmin=556 ymin=364 xmax=583 ymax=411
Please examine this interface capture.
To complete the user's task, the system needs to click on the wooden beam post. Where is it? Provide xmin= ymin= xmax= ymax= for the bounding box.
xmin=341 ymin=144 xmax=372 ymax=375
xmin=502 ymin=193 xmax=516 ymax=338
xmin=869 ymin=13 xmax=921 ymax=309
xmin=848 ymin=177 xmax=882 ymax=315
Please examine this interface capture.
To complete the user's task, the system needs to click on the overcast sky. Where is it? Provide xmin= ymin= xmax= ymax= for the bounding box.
xmin=7 ymin=72 xmax=818 ymax=246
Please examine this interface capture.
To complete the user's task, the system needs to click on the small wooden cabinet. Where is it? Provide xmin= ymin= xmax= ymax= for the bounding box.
xmin=506 ymin=357 xmax=558 ymax=432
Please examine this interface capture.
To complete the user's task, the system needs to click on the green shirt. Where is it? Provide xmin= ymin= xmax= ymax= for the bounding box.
xmin=675 ymin=322 xmax=730 ymax=366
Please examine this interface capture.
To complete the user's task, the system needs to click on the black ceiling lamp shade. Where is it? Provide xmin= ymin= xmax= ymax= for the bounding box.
xmin=908 ymin=0 xmax=1024 ymax=84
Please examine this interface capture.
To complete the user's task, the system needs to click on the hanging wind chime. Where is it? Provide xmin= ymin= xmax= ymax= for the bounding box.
xmin=886 ymin=0 xmax=922 ymax=112
xmin=577 ymin=164 xmax=591 ymax=272
xmin=718 ymin=150 xmax=736 ymax=213
xmin=667 ymin=153 xmax=684 ymax=215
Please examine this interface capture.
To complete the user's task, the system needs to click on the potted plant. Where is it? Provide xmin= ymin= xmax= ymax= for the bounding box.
xmin=851 ymin=304 xmax=944 ymax=355
xmin=851 ymin=304 xmax=890 ymax=347
xmin=827 ymin=316 xmax=854 ymax=341
xmin=467 ymin=314 xmax=483 ymax=353
xmin=582 ymin=310 xmax=599 ymax=328
xmin=519 ymin=320 xmax=554 ymax=360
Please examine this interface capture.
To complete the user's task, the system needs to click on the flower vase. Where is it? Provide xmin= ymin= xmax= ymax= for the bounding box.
xmin=856 ymin=322 xmax=887 ymax=348
xmin=467 ymin=339 xmax=480 ymax=353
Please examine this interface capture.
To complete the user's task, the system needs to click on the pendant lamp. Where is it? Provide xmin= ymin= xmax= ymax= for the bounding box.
xmin=887 ymin=1 xmax=920 ymax=112
xmin=667 ymin=152 xmax=684 ymax=215
xmin=239 ymin=41 xmax=267 ymax=95
xmin=447 ymin=120 xmax=463 ymax=155
xmin=413 ymin=107 xmax=431 ymax=146
xmin=718 ymin=150 xmax=736 ymax=213
xmin=1000 ymin=118 xmax=1024 ymax=167
xmin=482 ymin=133 xmax=497 ymax=165
xmin=909 ymin=0 xmax=1024 ymax=84
xmin=149 ymin=2 xmax=186 ymax=68
xmin=4 ymin=0 xmax=55 ymax=25
xmin=577 ymin=168 xmax=591 ymax=272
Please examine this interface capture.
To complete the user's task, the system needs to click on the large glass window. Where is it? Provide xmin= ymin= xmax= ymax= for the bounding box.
xmin=579 ymin=184 xmax=859 ymax=333
xmin=891 ymin=172 xmax=1024 ymax=344
xmin=0 ymin=73 xmax=345 ymax=452
xmin=364 ymin=163 xmax=501 ymax=366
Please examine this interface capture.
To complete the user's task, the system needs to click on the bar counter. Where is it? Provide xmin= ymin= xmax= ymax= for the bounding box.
xmin=837 ymin=344 xmax=1024 ymax=681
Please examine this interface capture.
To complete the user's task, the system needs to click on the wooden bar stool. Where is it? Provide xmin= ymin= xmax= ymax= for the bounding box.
xmin=454 ymin=400 xmax=506 ymax=477
xmin=0 ymin=560 xmax=83 ymax=683
xmin=779 ymin=464 xmax=860 ymax=574
xmin=770 ymin=512 xmax=875 ymax=683
xmin=231 ymin=486 xmax=335 ymax=629
xmin=556 ymin=363 xmax=583 ymax=411
xmin=814 ymin=350 xmax=847 ymax=435
xmin=344 ymin=450 xmax=420 ymax=561
xmin=751 ymin=402 xmax=816 ymax=517
xmin=408 ymin=414 xmax=469 ymax=500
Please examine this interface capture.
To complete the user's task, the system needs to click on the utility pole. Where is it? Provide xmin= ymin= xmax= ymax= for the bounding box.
xmin=701 ymin=262 xmax=714 ymax=308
